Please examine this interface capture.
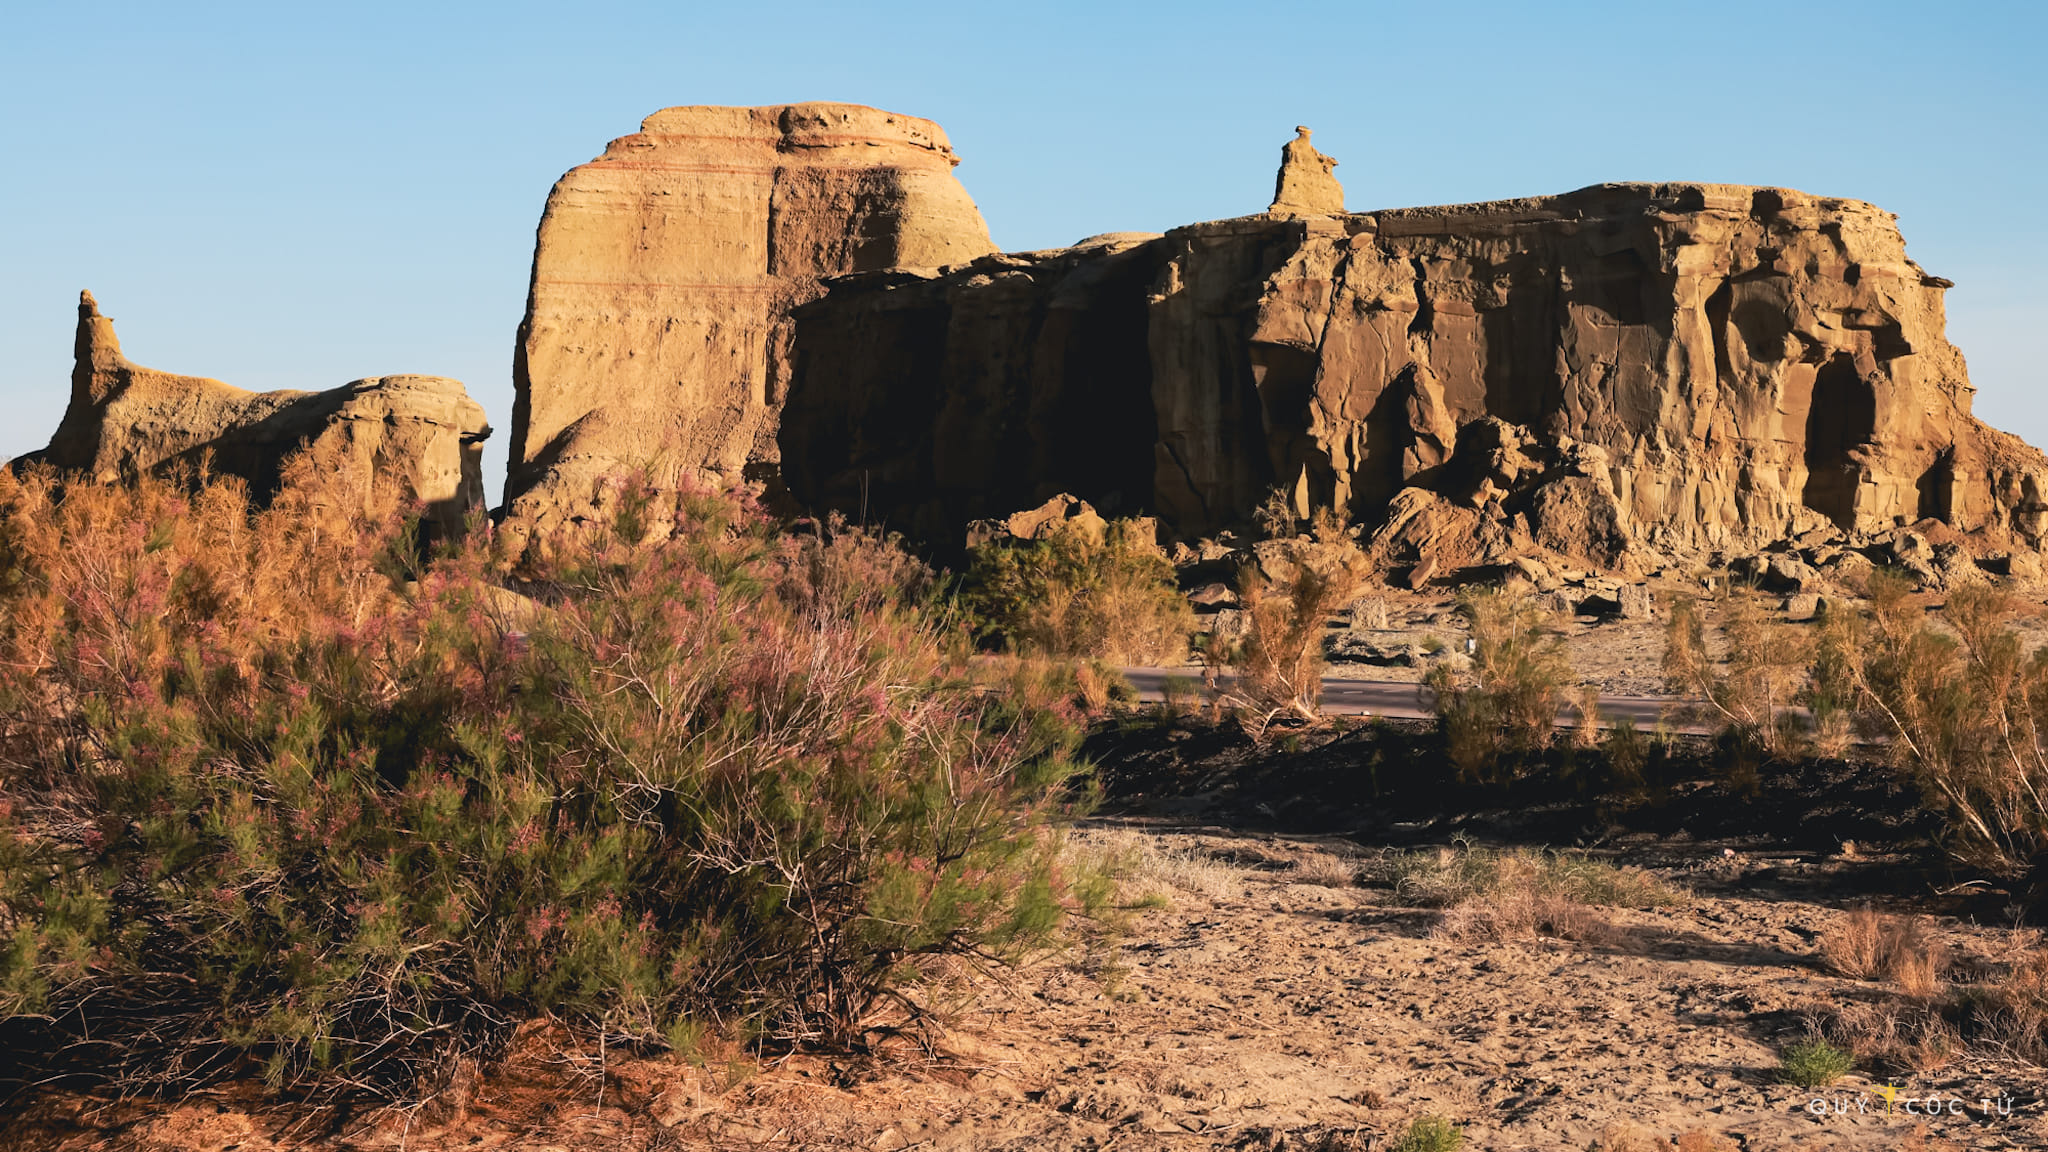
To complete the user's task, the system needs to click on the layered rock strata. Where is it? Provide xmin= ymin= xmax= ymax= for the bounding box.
xmin=500 ymin=102 xmax=996 ymax=557
xmin=21 ymin=291 xmax=491 ymax=532
xmin=784 ymin=181 xmax=2048 ymax=571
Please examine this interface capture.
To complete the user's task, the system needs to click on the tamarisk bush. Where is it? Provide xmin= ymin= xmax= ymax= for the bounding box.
xmin=0 ymin=460 xmax=1096 ymax=1098
xmin=1814 ymin=573 xmax=2048 ymax=872
xmin=1225 ymin=503 xmax=1372 ymax=723
xmin=1426 ymin=587 xmax=1572 ymax=780
xmin=961 ymin=517 xmax=1191 ymax=665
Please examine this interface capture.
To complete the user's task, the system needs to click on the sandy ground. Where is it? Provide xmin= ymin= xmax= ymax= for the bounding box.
xmin=13 ymin=823 xmax=2048 ymax=1152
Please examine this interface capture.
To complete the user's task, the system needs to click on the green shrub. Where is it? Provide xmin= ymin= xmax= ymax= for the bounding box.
xmin=0 ymin=463 xmax=1096 ymax=1098
xmin=1425 ymin=587 xmax=1571 ymax=780
xmin=961 ymin=519 xmax=1191 ymax=665
xmin=1778 ymin=1039 xmax=1855 ymax=1088
xmin=1391 ymin=1115 xmax=1464 ymax=1152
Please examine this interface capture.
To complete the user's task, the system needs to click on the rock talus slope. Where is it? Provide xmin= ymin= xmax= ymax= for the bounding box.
xmin=21 ymin=292 xmax=491 ymax=531
xmin=786 ymin=173 xmax=2048 ymax=570
xmin=500 ymin=103 xmax=995 ymax=557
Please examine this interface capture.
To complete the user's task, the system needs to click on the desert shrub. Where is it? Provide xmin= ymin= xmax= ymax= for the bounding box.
xmin=961 ymin=519 xmax=1191 ymax=665
xmin=1390 ymin=1115 xmax=1464 ymax=1152
xmin=1778 ymin=1038 xmax=1855 ymax=1087
xmin=0 ymin=464 xmax=1097 ymax=1098
xmin=1603 ymin=717 xmax=1649 ymax=790
xmin=1811 ymin=574 xmax=2048 ymax=872
xmin=1663 ymin=592 xmax=1814 ymax=761
xmin=1425 ymin=587 xmax=1572 ymax=781
xmin=1224 ymin=505 xmax=1372 ymax=722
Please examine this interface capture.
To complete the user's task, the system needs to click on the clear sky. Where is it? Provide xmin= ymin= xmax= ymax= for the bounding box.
xmin=4 ymin=0 xmax=2042 ymax=500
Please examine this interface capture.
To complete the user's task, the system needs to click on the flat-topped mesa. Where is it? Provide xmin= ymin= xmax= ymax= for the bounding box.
xmin=782 ymin=179 xmax=2048 ymax=572
xmin=1268 ymin=126 xmax=1344 ymax=216
xmin=20 ymin=291 xmax=491 ymax=533
xmin=499 ymin=102 xmax=997 ymax=559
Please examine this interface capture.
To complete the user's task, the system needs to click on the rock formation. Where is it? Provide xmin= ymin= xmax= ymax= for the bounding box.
xmin=500 ymin=103 xmax=996 ymax=558
xmin=1269 ymin=127 xmax=1344 ymax=216
xmin=784 ymin=171 xmax=2048 ymax=573
xmin=20 ymin=291 xmax=491 ymax=531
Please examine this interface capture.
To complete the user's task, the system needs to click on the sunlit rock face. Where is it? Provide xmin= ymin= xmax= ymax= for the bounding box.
xmin=22 ymin=291 xmax=490 ymax=534
xmin=499 ymin=103 xmax=994 ymax=559
xmin=785 ymin=180 xmax=2048 ymax=570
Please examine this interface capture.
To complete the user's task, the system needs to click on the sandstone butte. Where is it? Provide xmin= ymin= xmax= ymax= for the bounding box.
xmin=505 ymin=107 xmax=2048 ymax=576
xmin=497 ymin=102 xmax=996 ymax=559
xmin=17 ymin=291 xmax=492 ymax=533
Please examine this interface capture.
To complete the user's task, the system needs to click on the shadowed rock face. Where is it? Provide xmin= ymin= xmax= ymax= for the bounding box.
xmin=21 ymin=292 xmax=491 ymax=532
xmin=499 ymin=102 xmax=996 ymax=558
xmin=784 ymin=181 xmax=2048 ymax=568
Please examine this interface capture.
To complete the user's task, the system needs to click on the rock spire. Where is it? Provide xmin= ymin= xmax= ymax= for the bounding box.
xmin=1268 ymin=126 xmax=1345 ymax=215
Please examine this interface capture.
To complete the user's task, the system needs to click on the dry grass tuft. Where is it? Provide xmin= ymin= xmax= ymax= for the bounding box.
xmin=1821 ymin=907 xmax=1947 ymax=997
xmin=1289 ymin=849 xmax=1358 ymax=888
xmin=1066 ymin=829 xmax=1243 ymax=904
xmin=1372 ymin=844 xmax=1681 ymax=943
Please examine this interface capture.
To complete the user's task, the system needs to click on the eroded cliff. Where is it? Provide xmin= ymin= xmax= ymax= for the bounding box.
xmin=784 ymin=180 xmax=2048 ymax=571
xmin=21 ymin=292 xmax=491 ymax=532
xmin=500 ymin=102 xmax=996 ymax=557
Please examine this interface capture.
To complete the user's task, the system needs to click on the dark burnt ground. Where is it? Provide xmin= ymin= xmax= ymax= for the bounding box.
xmin=1078 ymin=714 xmax=2022 ymax=919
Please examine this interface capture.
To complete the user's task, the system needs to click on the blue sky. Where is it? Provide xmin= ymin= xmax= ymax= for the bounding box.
xmin=4 ymin=0 xmax=2041 ymax=499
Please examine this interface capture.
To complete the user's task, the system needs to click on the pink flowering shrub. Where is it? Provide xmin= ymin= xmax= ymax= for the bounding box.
xmin=0 ymin=462 xmax=1093 ymax=1097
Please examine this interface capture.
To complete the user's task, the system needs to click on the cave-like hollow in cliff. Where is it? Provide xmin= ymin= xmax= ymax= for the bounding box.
xmin=1801 ymin=352 xmax=1878 ymax=530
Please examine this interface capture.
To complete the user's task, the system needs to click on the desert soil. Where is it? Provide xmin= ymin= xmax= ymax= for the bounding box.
xmin=9 ymin=821 xmax=2047 ymax=1152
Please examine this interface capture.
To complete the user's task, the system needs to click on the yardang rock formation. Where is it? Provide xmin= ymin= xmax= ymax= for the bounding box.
xmin=21 ymin=291 xmax=491 ymax=532
xmin=779 ymin=144 xmax=2048 ymax=572
xmin=32 ymin=113 xmax=2036 ymax=583
xmin=499 ymin=102 xmax=997 ymax=558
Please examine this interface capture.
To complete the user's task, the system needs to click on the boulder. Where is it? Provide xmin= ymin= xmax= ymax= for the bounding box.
xmin=1616 ymin=583 xmax=1654 ymax=620
xmin=500 ymin=103 xmax=996 ymax=559
xmin=964 ymin=494 xmax=1110 ymax=549
xmin=20 ymin=292 xmax=490 ymax=533
xmin=1785 ymin=593 xmax=1821 ymax=621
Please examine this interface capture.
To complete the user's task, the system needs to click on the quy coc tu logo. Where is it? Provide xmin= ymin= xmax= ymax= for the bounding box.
xmin=1807 ymin=1081 xmax=2017 ymax=1118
